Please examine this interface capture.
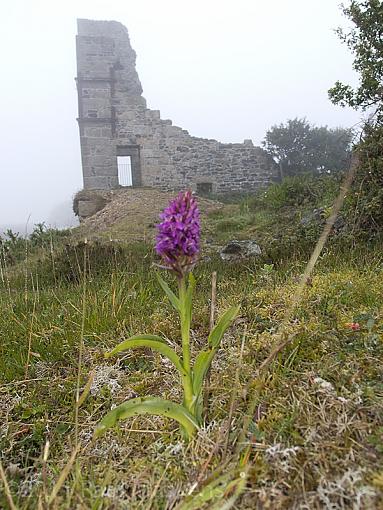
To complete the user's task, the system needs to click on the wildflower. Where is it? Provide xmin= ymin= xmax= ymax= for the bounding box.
xmin=96 ymin=190 xmax=239 ymax=441
xmin=345 ymin=322 xmax=361 ymax=331
xmin=155 ymin=190 xmax=200 ymax=277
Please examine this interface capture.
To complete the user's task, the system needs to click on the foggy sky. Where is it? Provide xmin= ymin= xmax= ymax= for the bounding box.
xmin=0 ymin=0 xmax=360 ymax=231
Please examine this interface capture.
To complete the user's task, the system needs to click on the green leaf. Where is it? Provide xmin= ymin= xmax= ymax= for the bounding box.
xmin=95 ymin=396 xmax=198 ymax=439
xmin=181 ymin=273 xmax=196 ymax=339
xmin=157 ymin=274 xmax=180 ymax=311
xmin=178 ymin=473 xmax=232 ymax=510
xmin=192 ymin=348 xmax=214 ymax=396
xmin=185 ymin=273 xmax=196 ymax=316
xmin=178 ymin=467 xmax=247 ymax=510
xmin=367 ymin=317 xmax=375 ymax=332
xmin=208 ymin=305 xmax=240 ymax=348
xmin=105 ymin=335 xmax=184 ymax=375
xmin=192 ymin=305 xmax=240 ymax=399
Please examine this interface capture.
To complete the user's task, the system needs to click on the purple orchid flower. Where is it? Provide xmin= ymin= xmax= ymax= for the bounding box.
xmin=155 ymin=190 xmax=200 ymax=277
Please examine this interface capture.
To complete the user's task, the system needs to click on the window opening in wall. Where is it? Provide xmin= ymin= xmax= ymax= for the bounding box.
xmin=87 ymin=109 xmax=98 ymax=118
xmin=196 ymin=182 xmax=213 ymax=194
xmin=117 ymin=156 xmax=132 ymax=186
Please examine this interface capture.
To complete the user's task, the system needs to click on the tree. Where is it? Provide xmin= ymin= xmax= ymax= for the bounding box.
xmin=262 ymin=118 xmax=353 ymax=178
xmin=328 ymin=0 xmax=383 ymax=119
xmin=310 ymin=126 xmax=353 ymax=172
xmin=329 ymin=1 xmax=383 ymax=235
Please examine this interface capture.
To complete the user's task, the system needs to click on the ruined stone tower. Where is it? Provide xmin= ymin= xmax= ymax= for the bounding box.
xmin=76 ymin=19 xmax=277 ymax=194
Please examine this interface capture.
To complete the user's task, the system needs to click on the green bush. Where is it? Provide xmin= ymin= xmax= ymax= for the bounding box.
xmin=214 ymin=216 xmax=250 ymax=233
xmin=0 ymin=223 xmax=71 ymax=266
xmin=34 ymin=241 xmax=152 ymax=287
xmin=346 ymin=124 xmax=383 ymax=237
xmin=246 ymin=174 xmax=340 ymax=210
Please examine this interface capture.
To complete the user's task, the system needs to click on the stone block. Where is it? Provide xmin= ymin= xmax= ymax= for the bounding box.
xmin=77 ymin=199 xmax=104 ymax=218
xmin=83 ymin=175 xmax=118 ymax=189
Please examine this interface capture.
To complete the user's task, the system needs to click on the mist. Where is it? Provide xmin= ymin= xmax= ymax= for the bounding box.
xmin=0 ymin=0 xmax=360 ymax=233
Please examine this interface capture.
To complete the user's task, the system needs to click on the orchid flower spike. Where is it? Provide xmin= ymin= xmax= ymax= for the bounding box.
xmin=155 ymin=190 xmax=200 ymax=277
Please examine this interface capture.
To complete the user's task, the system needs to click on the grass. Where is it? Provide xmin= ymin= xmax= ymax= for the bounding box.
xmin=1 ymin=181 xmax=383 ymax=508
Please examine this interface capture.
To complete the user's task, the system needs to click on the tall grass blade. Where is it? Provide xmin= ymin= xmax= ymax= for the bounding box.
xmin=0 ymin=460 xmax=17 ymax=510
xmin=48 ymin=445 xmax=80 ymax=505
xmin=76 ymin=370 xmax=95 ymax=409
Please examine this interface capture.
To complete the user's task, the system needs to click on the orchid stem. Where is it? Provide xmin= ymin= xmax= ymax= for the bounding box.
xmin=178 ymin=276 xmax=194 ymax=414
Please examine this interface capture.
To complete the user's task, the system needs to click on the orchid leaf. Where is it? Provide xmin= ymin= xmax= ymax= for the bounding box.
xmin=192 ymin=305 xmax=240 ymax=402
xmin=95 ymin=397 xmax=198 ymax=439
xmin=180 ymin=273 xmax=195 ymax=339
xmin=185 ymin=272 xmax=196 ymax=322
xmin=177 ymin=470 xmax=240 ymax=510
xmin=192 ymin=348 xmax=214 ymax=397
xmin=157 ymin=274 xmax=180 ymax=311
xmin=208 ymin=305 xmax=240 ymax=348
xmin=105 ymin=335 xmax=184 ymax=374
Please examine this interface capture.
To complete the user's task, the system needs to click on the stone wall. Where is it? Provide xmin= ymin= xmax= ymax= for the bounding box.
xmin=76 ymin=19 xmax=278 ymax=194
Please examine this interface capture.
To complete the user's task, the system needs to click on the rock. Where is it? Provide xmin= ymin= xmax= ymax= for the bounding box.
xmin=220 ymin=240 xmax=261 ymax=261
xmin=300 ymin=207 xmax=345 ymax=233
xmin=300 ymin=208 xmax=326 ymax=226
xmin=73 ymin=189 xmax=111 ymax=221
xmin=333 ymin=215 xmax=346 ymax=232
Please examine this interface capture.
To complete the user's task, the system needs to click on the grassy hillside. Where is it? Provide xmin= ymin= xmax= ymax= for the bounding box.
xmin=1 ymin=177 xmax=382 ymax=509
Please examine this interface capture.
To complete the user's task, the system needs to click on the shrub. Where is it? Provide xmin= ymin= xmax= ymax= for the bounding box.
xmin=215 ymin=216 xmax=250 ymax=233
xmin=346 ymin=124 xmax=383 ymax=237
xmin=0 ymin=224 xmax=71 ymax=266
xmin=246 ymin=174 xmax=340 ymax=210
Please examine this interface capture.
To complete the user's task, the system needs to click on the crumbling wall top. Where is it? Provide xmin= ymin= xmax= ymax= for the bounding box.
xmin=76 ymin=18 xmax=143 ymax=96
xmin=77 ymin=18 xmax=129 ymax=38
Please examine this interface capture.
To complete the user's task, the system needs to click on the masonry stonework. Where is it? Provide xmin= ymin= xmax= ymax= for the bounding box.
xmin=76 ymin=19 xmax=277 ymax=194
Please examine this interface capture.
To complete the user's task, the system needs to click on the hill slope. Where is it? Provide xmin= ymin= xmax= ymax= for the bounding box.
xmin=76 ymin=188 xmax=223 ymax=242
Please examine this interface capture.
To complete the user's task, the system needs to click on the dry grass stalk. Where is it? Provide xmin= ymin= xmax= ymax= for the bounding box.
xmin=74 ymin=247 xmax=87 ymax=447
xmin=48 ymin=444 xmax=81 ymax=506
xmin=24 ymin=294 xmax=37 ymax=380
xmin=0 ymin=460 xmax=17 ymax=510
xmin=224 ymin=326 xmax=247 ymax=457
xmin=146 ymin=461 xmax=171 ymax=510
xmin=41 ymin=439 xmax=50 ymax=505
xmin=76 ymin=370 xmax=95 ymax=409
